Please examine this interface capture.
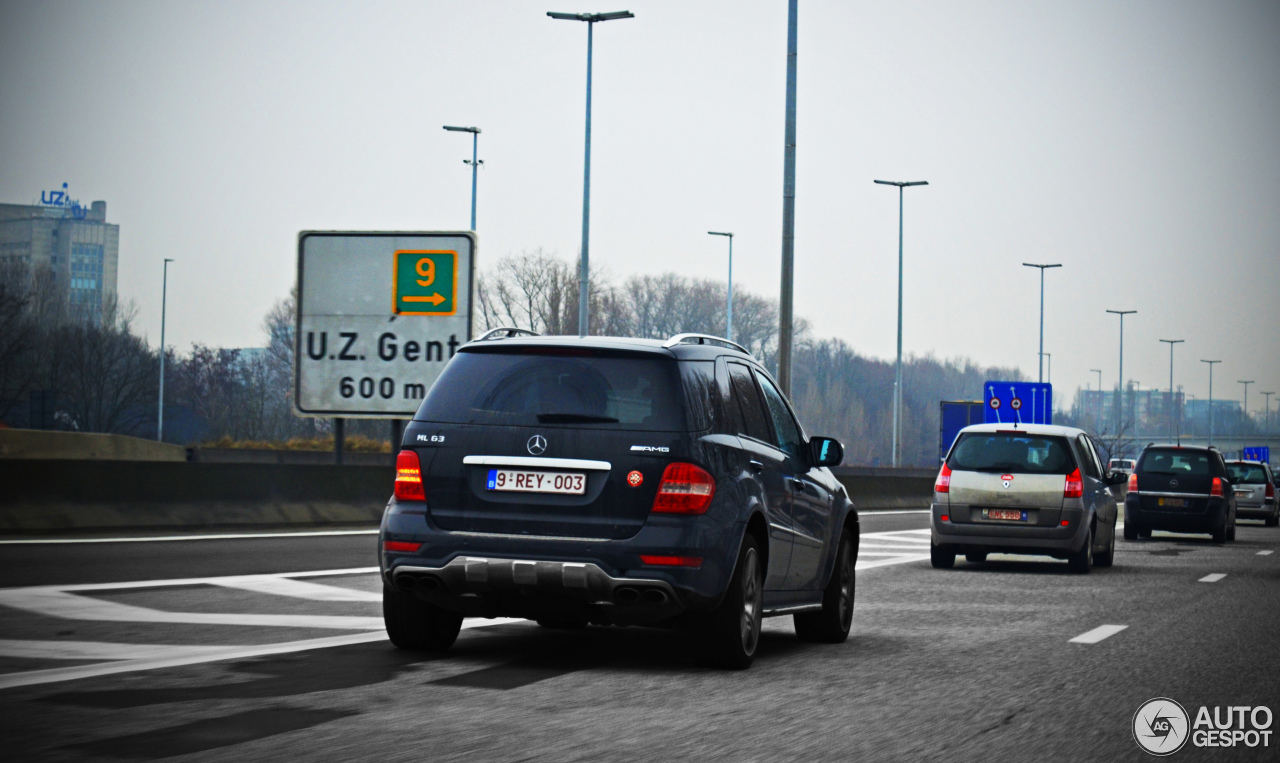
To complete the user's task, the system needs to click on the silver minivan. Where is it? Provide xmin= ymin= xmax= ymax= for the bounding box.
xmin=930 ymin=423 xmax=1127 ymax=573
xmin=1226 ymin=460 xmax=1278 ymax=526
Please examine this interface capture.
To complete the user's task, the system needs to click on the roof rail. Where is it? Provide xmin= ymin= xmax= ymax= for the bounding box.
xmin=474 ymin=327 xmax=540 ymax=342
xmin=663 ymin=333 xmax=752 ymax=356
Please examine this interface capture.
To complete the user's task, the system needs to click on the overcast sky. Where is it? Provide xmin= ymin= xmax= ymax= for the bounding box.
xmin=2 ymin=0 xmax=1278 ymax=413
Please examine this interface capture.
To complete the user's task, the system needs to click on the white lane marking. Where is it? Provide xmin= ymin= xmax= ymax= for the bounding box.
xmin=1069 ymin=624 xmax=1128 ymax=644
xmin=0 ymin=619 xmax=527 ymax=691
xmin=857 ymin=554 xmax=932 ymax=570
xmin=43 ymin=567 xmax=380 ymax=593
xmin=0 ymin=529 xmax=380 ymax=545
xmin=1258 ymin=550 xmax=1274 ymax=556
xmin=856 ymin=530 xmax=931 ymax=570
xmin=0 ymin=639 xmax=230 ymax=661
xmin=207 ymin=575 xmax=382 ymax=602
xmin=859 ymin=509 xmax=931 ymax=515
xmin=1199 ymin=573 xmax=1227 ymax=583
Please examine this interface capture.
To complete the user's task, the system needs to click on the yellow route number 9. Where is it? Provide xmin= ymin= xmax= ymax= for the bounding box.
xmin=394 ymin=250 xmax=457 ymax=315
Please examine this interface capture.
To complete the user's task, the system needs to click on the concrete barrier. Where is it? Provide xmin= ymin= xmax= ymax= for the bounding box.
xmin=832 ymin=466 xmax=936 ymax=511
xmin=0 ymin=429 xmax=186 ymax=462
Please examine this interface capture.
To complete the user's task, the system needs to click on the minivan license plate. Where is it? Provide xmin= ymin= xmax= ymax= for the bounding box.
xmin=985 ymin=509 xmax=1025 ymax=521
xmin=1157 ymin=497 xmax=1187 ymax=508
xmin=487 ymin=469 xmax=586 ymax=495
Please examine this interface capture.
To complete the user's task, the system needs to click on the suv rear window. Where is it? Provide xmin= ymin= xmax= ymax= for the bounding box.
xmin=414 ymin=349 xmax=686 ymax=431
xmin=948 ymin=432 xmax=1076 ymax=475
xmin=1227 ymin=464 xmax=1269 ymax=484
xmin=1138 ymin=449 xmax=1211 ymax=475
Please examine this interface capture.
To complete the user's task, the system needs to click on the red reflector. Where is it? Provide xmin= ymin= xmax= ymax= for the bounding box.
xmin=1060 ymin=520 xmax=1069 ymax=526
xmin=1127 ymin=472 xmax=1139 ymax=493
xmin=640 ymin=555 xmax=702 ymax=568
xmin=1064 ymin=468 xmax=1083 ymax=499
xmin=940 ymin=515 xmax=949 ymax=522
xmin=935 ymin=463 xmax=952 ymax=493
xmin=394 ymin=450 xmax=425 ymax=501
xmin=1210 ymin=477 xmax=1223 ymax=497
xmin=651 ymin=462 xmax=716 ymax=514
xmin=383 ymin=540 xmax=422 ymax=553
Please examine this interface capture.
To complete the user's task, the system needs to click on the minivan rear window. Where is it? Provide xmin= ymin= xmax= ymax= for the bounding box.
xmin=1139 ymin=449 xmax=1210 ymax=476
xmin=948 ymin=433 xmax=1076 ymax=475
xmin=1227 ymin=464 xmax=1269 ymax=484
xmin=414 ymin=350 xmax=686 ymax=431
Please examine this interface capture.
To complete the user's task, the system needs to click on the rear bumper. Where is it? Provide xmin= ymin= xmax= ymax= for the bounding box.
xmin=1125 ymin=495 xmax=1228 ymax=532
xmin=1237 ymin=500 xmax=1276 ymax=520
xmin=930 ymin=503 xmax=1089 ymax=555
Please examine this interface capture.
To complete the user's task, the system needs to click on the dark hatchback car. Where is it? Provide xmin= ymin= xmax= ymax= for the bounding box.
xmin=1124 ymin=445 xmax=1237 ymax=542
xmin=380 ymin=331 xmax=858 ymax=669
xmin=1226 ymin=460 xmax=1278 ymax=526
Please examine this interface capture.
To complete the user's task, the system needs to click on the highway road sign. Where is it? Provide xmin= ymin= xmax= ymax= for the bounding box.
xmin=1243 ymin=446 xmax=1270 ymax=463
xmin=295 ymin=231 xmax=475 ymax=417
xmin=984 ymin=381 xmax=1053 ymax=425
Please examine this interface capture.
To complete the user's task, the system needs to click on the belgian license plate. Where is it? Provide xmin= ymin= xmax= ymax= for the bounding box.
xmin=986 ymin=508 xmax=1026 ymax=521
xmin=486 ymin=469 xmax=586 ymax=495
xmin=1158 ymin=497 xmax=1187 ymax=508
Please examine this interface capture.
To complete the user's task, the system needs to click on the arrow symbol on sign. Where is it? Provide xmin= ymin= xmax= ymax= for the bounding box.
xmin=404 ymin=293 xmax=446 ymax=305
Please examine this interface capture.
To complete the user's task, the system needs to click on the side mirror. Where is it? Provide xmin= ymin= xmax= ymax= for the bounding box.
xmin=1107 ymin=471 xmax=1128 ymax=486
xmin=809 ymin=436 xmax=844 ymax=467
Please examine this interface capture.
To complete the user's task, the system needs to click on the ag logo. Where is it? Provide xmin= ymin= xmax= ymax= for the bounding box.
xmin=1133 ymin=697 xmax=1190 ymax=756
xmin=627 ymin=470 xmax=644 ymax=487
xmin=526 ymin=435 xmax=547 ymax=456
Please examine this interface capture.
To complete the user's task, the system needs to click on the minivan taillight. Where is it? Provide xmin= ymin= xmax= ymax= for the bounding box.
xmin=1064 ymin=468 xmax=1084 ymax=499
xmin=1127 ymin=472 xmax=1139 ymax=494
xmin=1267 ymin=482 xmax=1275 ymax=500
xmin=394 ymin=450 xmax=425 ymax=501
xmin=651 ymin=462 xmax=716 ymax=514
xmin=1210 ymin=477 xmax=1223 ymax=498
xmin=935 ymin=463 xmax=952 ymax=493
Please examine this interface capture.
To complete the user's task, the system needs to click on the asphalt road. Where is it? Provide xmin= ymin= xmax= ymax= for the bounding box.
xmin=1 ymin=512 xmax=1277 ymax=762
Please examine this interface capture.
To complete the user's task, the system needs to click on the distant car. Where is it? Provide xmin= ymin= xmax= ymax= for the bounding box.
xmin=1226 ymin=460 xmax=1277 ymax=526
xmin=1108 ymin=458 xmax=1136 ymax=474
xmin=930 ymin=423 xmax=1125 ymax=574
xmin=1124 ymin=445 xmax=1237 ymax=542
xmin=380 ymin=331 xmax=857 ymax=669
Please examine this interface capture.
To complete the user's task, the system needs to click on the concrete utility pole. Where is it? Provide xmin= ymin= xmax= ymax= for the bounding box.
xmin=1239 ymin=380 xmax=1254 ymax=428
xmin=547 ymin=10 xmax=634 ymax=337
xmin=875 ymin=179 xmax=929 ymax=468
xmin=157 ymin=258 xmax=174 ymax=442
xmin=777 ymin=0 xmax=799 ymax=396
xmin=1023 ymin=263 xmax=1061 ymax=383
xmin=1106 ymin=310 xmax=1136 ymax=439
xmin=708 ymin=231 xmax=734 ymax=341
xmin=442 ymin=126 xmax=482 ymax=230
xmin=1202 ymin=360 xmax=1221 ymax=445
xmin=1262 ymin=391 xmax=1274 ymax=438
xmin=1160 ymin=339 xmax=1184 ymax=442
xmin=1091 ymin=369 xmax=1103 ymax=428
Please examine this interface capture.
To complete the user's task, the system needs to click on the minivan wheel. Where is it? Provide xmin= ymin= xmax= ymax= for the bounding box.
xmin=1123 ymin=522 xmax=1138 ymax=541
xmin=694 ymin=535 xmax=763 ymax=670
xmin=965 ymin=552 xmax=987 ymax=564
xmin=1227 ymin=516 xmax=1237 ymax=542
xmin=383 ymin=583 xmax=463 ymax=651
xmin=1067 ymin=527 xmax=1093 ymax=574
xmin=795 ymin=529 xmax=855 ymax=644
xmin=1266 ymin=513 xmax=1279 ymax=528
xmin=930 ymin=540 xmax=955 ymax=569
xmin=1094 ymin=527 xmax=1115 ymax=568
xmin=1211 ymin=523 xmax=1227 ymax=543
xmin=1137 ymin=526 xmax=1152 ymax=539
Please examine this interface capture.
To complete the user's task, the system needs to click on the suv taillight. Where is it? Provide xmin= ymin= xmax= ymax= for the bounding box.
xmin=651 ymin=462 xmax=716 ymax=514
xmin=1210 ymin=477 xmax=1223 ymax=498
xmin=394 ymin=450 xmax=425 ymax=501
xmin=1127 ymin=472 xmax=1139 ymax=493
xmin=1064 ymin=468 xmax=1083 ymax=499
xmin=935 ymin=463 xmax=952 ymax=493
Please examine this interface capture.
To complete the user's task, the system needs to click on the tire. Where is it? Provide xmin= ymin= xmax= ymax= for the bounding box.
xmin=795 ymin=529 xmax=856 ymax=644
xmin=1227 ymin=518 xmax=1237 ymax=542
xmin=1211 ymin=524 xmax=1226 ymax=543
xmin=930 ymin=540 xmax=955 ymax=569
xmin=965 ymin=552 xmax=987 ymax=564
xmin=1123 ymin=521 xmax=1138 ymax=541
xmin=383 ymin=583 xmax=463 ymax=651
xmin=1095 ymin=526 xmax=1115 ymax=568
xmin=1266 ymin=514 xmax=1279 ymax=528
xmin=694 ymin=535 xmax=763 ymax=670
xmin=1137 ymin=526 xmax=1152 ymax=539
xmin=1068 ymin=526 xmax=1093 ymax=574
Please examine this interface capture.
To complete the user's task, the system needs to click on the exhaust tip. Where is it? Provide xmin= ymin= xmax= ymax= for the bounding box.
xmin=416 ymin=576 xmax=441 ymax=592
xmin=615 ymin=587 xmax=640 ymax=604
xmin=394 ymin=576 xmax=417 ymax=593
xmin=642 ymin=588 xmax=668 ymax=605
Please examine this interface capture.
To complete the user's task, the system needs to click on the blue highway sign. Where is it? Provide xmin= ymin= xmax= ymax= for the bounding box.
xmin=1243 ymin=446 xmax=1270 ymax=463
xmin=984 ymin=381 xmax=1053 ymax=425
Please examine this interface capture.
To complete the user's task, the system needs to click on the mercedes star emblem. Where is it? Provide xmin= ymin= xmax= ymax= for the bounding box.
xmin=527 ymin=435 xmax=547 ymax=456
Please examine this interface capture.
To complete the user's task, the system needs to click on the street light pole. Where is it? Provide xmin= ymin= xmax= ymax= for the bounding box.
xmin=1023 ymin=263 xmax=1062 ymax=383
xmin=157 ymin=258 xmax=174 ymax=442
xmin=1106 ymin=310 xmax=1136 ymax=440
xmin=875 ymin=179 xmax=929 ymax=468
xmin=1262 ymin=391 xmax=1274 ymax=440
xmin=1202 ymin=360 xmax=1221 ymax=445
xmin=1160 ymin=339 xmax=1184 ymax=442
xmin=442 ymin=126 xmax=482 ymax=230
xmin=777 ymin=0 xmax=799 ymax=396
xmin=1239 ymin=380 xmax=1254 ymax=429
xmin=708 ymin=232 xmax=734 ymax=341
xmin=1091 ymin=369 xmax=1103 ymax=428
xmin=548 ymin=10 xmax=634 ymax=338
xmin=1043 ymin=352 xmax=1051 ymax=384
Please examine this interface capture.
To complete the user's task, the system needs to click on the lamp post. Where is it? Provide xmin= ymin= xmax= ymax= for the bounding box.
xmin=548 ymin=10 xmax=634 ymax=337
xmin=708 ymin=231 xmax=734 ymax=341
xmin=1042 ymin=352 xmax=1051 ymax=384
xmin=1091 ymin=369 xmax=1103 ymax=428
xmin=442 ymin=126 xmax=482 ymax=230
xmin=1160 ymin=339 xmax=1184 ymax=441
xmin=1023 ymin=263 xmax=1062 ymax=383
xmin=777 ymin=0 xmax=799 ymax=396
xmin=1106 ymin=310 xmax=1136 ymax=439
xmin=1239 ymin=380 xmax=1254 ymax=430
xmin=157 ymin=258 xmax=174 ymax=442
xmin=1263 ymin=391 xmax=1274 ymax=439
xmin=875 ymin=179 xmax=929 ymax=468
xmin=1202 ymin=360 xmax=1221 ymax=445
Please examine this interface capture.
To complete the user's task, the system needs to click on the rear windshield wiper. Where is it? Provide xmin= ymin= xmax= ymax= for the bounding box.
xmin=536 ymin=413 xmax=620 ymax=423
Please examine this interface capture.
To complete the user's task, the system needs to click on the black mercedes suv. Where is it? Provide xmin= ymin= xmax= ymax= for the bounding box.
xmin=1124 ymin=445 xmax=1238 ymax=543
xmin=379 ymin=331 xmax=857 ymax=669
